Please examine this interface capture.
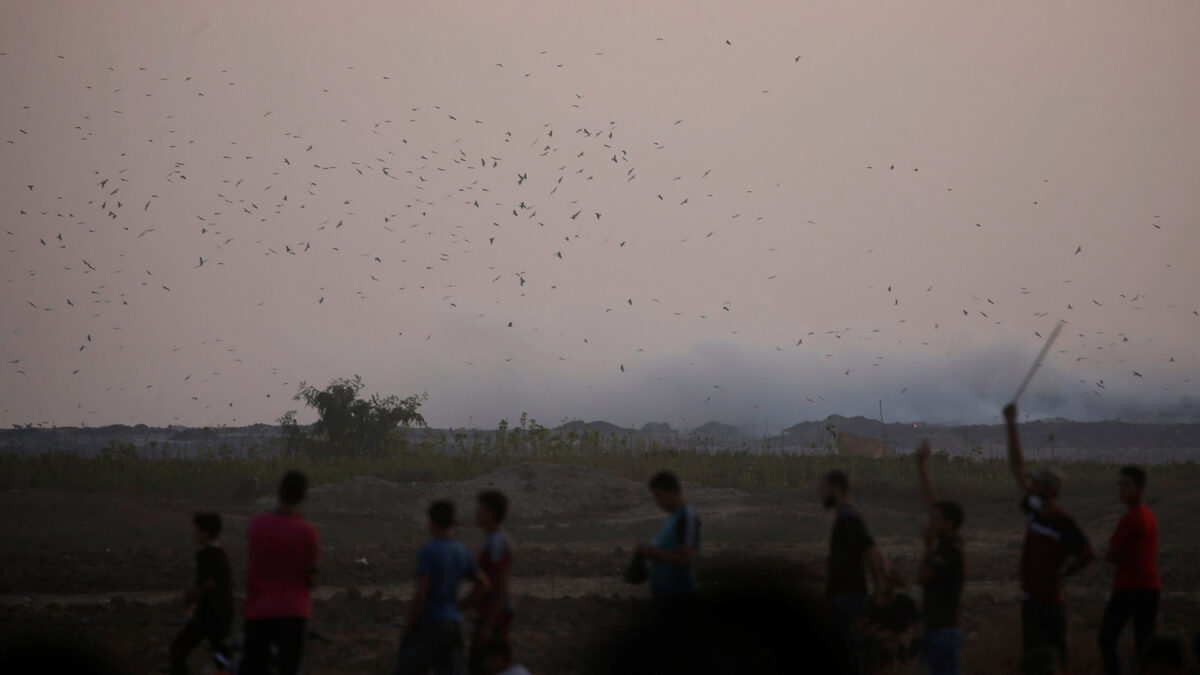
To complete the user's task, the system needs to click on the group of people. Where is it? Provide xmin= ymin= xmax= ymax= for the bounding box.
xmin=806 ymin=402 xmax=1169 ymax=675
xmin=625 ymin=403 xmax=1175 ymax=675
xmin=170 ymin=402 xmax=1184 ymax=675
xmin=170 ymin=471 xmax=527 ymax=675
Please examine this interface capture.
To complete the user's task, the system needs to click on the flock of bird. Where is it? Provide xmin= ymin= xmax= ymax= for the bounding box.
xmin=1 ymin=35 xmax=1195 ymax=427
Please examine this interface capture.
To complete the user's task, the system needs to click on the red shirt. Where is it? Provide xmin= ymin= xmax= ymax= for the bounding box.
xmin=245 ymin=511 xmax=320 ymax=619
xmin=1110 ymin=503 xmax=1159 ymax=590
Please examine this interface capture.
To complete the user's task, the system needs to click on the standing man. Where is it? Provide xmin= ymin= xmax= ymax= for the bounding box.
xmin=1098 ymin=465 xmax=1160 ymax=675
xmin=1004 ymin=403 xmax=1095 ymax=671
xmin=637 ymin=471 xmax=701 ymax=604
xmin=821 ymin=469 xmax=890 ymax=674
xmin=914 ymin=441 xmax=965 ymax=675
xmin=241 ymin=470 xmax=320 ymax=675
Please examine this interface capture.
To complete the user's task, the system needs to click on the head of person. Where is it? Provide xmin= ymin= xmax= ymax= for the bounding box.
xmin=428 ymin=500 xmax=455 ymax=535
xmin=647 ymin=471 xmax=683 ymax=513
xmin=820 ymin=470 xmax=849 ymax=509
xmin=192 ymin=512 xmax=221 ymax=546
xmin=476 ymin=490 xmax=508 ymax=530
xmin=1118 ymin=465 xmax=1147 ymax=507
xmin=480 ymin=638 xmax=514 ymax=674
xmin=928 ymin=501 xmax=963 ymax=540
xmin=1028 ymin=467 xmax=1063 ymax=505
xmin=278 ymin=470 xmax=308 ymax=508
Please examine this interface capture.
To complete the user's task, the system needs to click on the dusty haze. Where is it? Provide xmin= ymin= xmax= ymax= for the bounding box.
xmin=2 ymin=1 xmax=1198 ymax=429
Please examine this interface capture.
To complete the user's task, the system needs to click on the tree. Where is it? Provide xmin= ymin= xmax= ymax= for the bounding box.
xmin=294 ymin=375 xmax=426 ymax=456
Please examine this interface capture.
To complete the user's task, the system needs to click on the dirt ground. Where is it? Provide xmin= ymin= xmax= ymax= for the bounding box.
xmin=1 ymin=462 xmax=1198 ymax=673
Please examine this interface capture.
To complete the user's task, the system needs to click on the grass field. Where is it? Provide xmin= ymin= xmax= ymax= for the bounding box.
xmin=3 ymin=442 xmax=1200 ymax=674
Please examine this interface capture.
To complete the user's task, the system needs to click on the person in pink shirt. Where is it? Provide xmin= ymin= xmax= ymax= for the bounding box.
xmin=240 ymin=471 xmax=320 ymax=675
xmin=1098 ymin=465 xmax=1160 ymax=675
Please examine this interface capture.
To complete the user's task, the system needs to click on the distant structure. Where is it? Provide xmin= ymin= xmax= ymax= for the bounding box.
xmin=835 ymin=431 xmax=896 ymax=458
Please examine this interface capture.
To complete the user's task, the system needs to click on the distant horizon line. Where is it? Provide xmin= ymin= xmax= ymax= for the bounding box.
xmin=5 ymin=412 xmax=1198 ymax=434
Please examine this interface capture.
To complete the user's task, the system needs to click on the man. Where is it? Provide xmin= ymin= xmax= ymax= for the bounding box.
xmin=241 ymin=470 xmax=320 ymax=675
xmin=1004 ymin=402 xmax=1095 ymax=670
xmin=821 ymin=469 xmax=890 ymax=674
xmin=914 ymin=441 xmax=965 ymax=675
xmin=1098 ymin=465 xmax=1160 ymax=675
xmin=396 ymin=500 xmax=490 ymax=675
xmin=636 ymin=471 xmax=701 ymax=603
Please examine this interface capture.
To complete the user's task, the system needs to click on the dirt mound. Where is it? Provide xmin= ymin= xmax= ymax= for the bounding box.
xmin=259 ymin=463 xmax=654 ymax=522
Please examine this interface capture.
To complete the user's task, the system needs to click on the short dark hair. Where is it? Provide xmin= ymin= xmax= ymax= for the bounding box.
xmin=429 ymin=500 xmax=455 ymax=528
xmin=279 ymin=470 xmax=308 ymax=505
xmin=933 ymin=501 xmax=963 ymax=531
xmin=648 ymin=471 xmax=681 ymax=493
xmin=193 ymin=512 xmax=222 ymax=538
xmin=1120 ymin=465 xmax=1147 ymax=489
xmin=478 ymin=490 xmax=508 ymax=523
xmin=823 ymin=470 xmax=849 ymax=493
xmin=479 ymin=638 xmax=511 ymax=662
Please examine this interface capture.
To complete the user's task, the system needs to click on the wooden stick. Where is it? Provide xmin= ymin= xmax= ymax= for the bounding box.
xmin=1012 ymin=320 xmax=1065 ymax=403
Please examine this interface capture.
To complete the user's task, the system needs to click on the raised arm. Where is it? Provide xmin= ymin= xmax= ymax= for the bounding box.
xmin=1004 ymin=403 xmax=1031 ymax=494
xmin=915 ymin=439 xmax=936 ymax=510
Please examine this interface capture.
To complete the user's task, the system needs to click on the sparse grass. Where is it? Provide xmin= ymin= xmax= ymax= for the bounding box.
xmin=3 ymin=440 xmax=1198 ymax=500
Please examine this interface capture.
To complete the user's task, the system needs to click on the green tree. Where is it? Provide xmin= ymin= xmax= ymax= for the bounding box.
xmin=294 ymin=375 xmax=426 ymax=457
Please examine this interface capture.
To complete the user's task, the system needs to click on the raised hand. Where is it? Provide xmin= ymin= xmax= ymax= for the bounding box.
xmin=1003 ymin=402 xmax=1018 ymax=424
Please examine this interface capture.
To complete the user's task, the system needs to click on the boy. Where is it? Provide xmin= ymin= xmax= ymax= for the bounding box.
xmin=636 ymin=471 xmax=700 ymax=602
xmin=241 ymin=470 xmax=320 ymax=675
xmin=1099 ymin=465 xmax=1160 ymax=675
xmin=1004 ymin=403 xmax=1095 ymax=671
xmin=396 ymin=500 xmax=491 ymax=675
xmin=914 ymin=441 xmax=966 ymax=675
xmin=467 ymin=491 xmax=515 ymax=675
xmin=170 ymin=512 xmax=233 ymax=675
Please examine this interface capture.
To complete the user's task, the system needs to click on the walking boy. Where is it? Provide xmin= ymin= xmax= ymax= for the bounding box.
xmin=1098 ymin=465 xmax=1160 ymax=675
xmin=396 ymin=500 xmax=491 ymax=675
xmin=636 ymin=471 xmax=701 ymax=602
xmin=241 ymin=470 xmax=320 ymax=675
xmin=914 ymin=441 xmax=965 ymax=675
xmin=467 ymin=491 xmax=515 ymax=675
xmin=170 ymin=512 xmax=233 ymax=675
xmin=1004 ymin=403 xmax=1095 ymax=670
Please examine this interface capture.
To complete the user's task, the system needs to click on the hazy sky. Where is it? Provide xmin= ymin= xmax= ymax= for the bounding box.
xmin=2 ymin=1 xmax=1198 ymax=429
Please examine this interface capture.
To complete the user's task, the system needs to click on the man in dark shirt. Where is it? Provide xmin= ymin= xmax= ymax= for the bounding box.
xmin=822 ymin=469 xmax=890 ymax=675
xmin=170 ymin=512 xmax=233 ymax=675
xmin=915 ymin=440 xmax=965 ymax=675
xmin=1005 ymin=403 xmax=1095 ymax=671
